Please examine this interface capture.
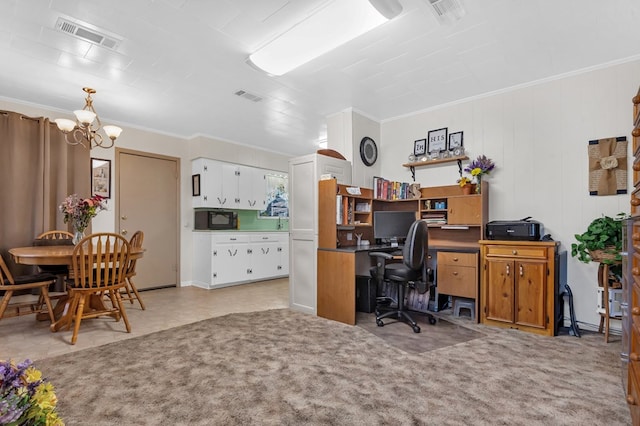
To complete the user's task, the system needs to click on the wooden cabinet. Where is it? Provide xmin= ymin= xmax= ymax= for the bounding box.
xmin=419 ymin=183 xmax=489 ymax=249
xmin=626 ymin=87 xmax=640 ymax=424
xmin=437 ymin=251 xmax=479 ymax=320
xmin=480 ymin=240 xmax=560 ymax=336
xmin=192 ymin=231 xmax=289 ymax=289
xmin=318 ymin=179 xmax=373 ymax=249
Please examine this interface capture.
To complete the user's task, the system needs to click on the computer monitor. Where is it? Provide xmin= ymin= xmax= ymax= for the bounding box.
xmin=373 ymin=210 xmax=417 ymax=246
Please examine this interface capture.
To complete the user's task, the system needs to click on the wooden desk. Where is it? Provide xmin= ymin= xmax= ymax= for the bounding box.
xmin=9 ymin=245 xmax=144 ymax=331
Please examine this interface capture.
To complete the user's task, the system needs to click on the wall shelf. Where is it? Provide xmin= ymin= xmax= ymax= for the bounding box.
xmin=402 ymin=156 xmax=469 ymax=181
xmin=402 ymin=155 xmax=468 ymax=168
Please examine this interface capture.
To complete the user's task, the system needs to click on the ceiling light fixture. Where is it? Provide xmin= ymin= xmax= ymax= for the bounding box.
xmin=54 ymin=87 xmax=122 ymax=149
xmin=426 ymin=0 xmax=466 ymax=25
xmin=248 ymin=0 xmax=403 ymax=76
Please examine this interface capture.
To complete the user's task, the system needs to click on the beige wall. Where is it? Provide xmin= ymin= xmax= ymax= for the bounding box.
xmin=0 ymin=98 xmax=292 ymax=286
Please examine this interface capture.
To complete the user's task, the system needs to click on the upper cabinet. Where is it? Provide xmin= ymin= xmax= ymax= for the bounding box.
xmin=192 ymin=158 xmax=284 ymax=211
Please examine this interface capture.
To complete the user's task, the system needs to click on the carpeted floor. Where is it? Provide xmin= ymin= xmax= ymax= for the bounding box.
xmin=36 ymin=308 xmax=630 ymax=425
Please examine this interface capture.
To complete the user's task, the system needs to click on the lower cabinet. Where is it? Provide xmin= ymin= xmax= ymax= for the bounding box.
xmin=436 ymin=251 xmax=479 ymax=321
xmin=480 ymin=240 xmax=560 ymax=336
xmin=192 ymin=231 xmax=289 ymax=289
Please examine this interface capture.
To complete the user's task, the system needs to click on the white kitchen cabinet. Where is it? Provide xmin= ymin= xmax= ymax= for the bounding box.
xmin=192 ymin=158 xmax=224 ymax=208
xmin=238 ymin=166 xmax=267 ymax=210
xmin=192 ymin=231 xmax=289 ymax=289
xmin=192 ymin=159 xmax=273 ymax=211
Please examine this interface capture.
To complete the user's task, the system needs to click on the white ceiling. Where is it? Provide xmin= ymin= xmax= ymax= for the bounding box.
xmin=1 ymin=0 xmax=639 ymax=156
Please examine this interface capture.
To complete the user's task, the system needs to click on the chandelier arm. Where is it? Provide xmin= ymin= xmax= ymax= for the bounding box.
xmin=65 ymin=129 xmax=88 ymax=149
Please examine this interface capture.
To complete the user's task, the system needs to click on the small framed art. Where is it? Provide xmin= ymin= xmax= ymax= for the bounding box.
xmin=414 ymin=139 xmax=426 ymax=156
xmin=192 ymin=174 xmax=201 ymax=196
xmin=427 ymin=127 xmax=448 ymax=154
xmin=448 ymin=131 xmax=463 ymax=149
xmin=91 ymin=158 xmax=111 ymax=198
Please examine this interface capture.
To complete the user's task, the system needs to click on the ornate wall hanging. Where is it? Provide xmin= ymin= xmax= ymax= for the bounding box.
xmin=588 ymin=136 xmax=627 ymax=196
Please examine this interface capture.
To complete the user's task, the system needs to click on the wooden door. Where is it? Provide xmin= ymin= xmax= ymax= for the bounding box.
xmin=485 ymin=258 xmax=514 ymax=323
xmin=117 ymin=149 xmax=179 ymax=289
xmin=515 ymin=260 xmax=547 ymax=329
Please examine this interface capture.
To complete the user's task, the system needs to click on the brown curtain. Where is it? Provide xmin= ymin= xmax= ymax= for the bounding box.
xmin=0 ymin=110 xmax=89 ymax=276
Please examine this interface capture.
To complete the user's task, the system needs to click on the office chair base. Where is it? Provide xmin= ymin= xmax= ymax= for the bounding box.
xmin=375 ymin=308 xmax=430 ymax=333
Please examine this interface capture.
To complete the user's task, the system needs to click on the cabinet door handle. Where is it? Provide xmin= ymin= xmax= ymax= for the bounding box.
xmin=519 ymin=264 xmax=523 ymax=276
xmin=627 ymin=395 xmax=637 ymax=406
xmin=453 ymin=257 xmax=459 ymax=262
xmin=630 ymin=352 xmax=640 ymax=362
xmin=506 ymin=264 xmax=510 ymax=276
xmin=512 ymin=250 xmax=518 ymax=255
xmin=452 ymin=271 xmax=458 ymax=276
xmin=632 ymin=307 xmax=640 ymax=316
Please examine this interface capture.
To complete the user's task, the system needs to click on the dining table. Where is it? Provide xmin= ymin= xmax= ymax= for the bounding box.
xmin=9 ymin=244 xmax=144 ymax=331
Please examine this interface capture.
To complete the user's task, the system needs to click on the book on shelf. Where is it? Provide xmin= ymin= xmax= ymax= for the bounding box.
xmin=372 ymin=176 xmax=413 ymax=200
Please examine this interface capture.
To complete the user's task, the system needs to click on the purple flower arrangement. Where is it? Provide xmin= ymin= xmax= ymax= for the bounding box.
xmin=0 ymin=359 xmax=63 ymax=425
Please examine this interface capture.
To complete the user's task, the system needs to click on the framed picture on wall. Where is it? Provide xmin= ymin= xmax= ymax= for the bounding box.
xmin=192 ymin=174 xmax=201 ymax=196
xmin=91 ymin=158 xmax=111 ymax=198
xmin=414 ymin=139 xmax=426 ymax=156
xmin=448 ymin=131 xmax=463 ymax=149
xmin=427 ymin=127 xmax=447 ymax=154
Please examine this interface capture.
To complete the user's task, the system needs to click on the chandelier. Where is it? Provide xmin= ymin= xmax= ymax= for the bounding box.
xmin=54 ymin=87 xmax=122 ymax=149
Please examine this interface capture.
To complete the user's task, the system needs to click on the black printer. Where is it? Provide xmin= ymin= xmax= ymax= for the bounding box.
xmin=486 ymin=217 xmax=543 ymax=241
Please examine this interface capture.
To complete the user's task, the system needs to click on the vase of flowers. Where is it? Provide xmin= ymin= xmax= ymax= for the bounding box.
xmin=0 ymin=359 xmax=64 ymax=425
xmin=464 ymin=155 xmax=496 ymax=194
xmin=59 ymin=194 xmax=107 ymax=244
xmin=457 ymin=176 xmax=475 ymax=195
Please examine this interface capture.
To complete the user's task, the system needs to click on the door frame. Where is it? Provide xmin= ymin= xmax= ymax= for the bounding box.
xmin=115 ymin=147 xmax=181 ymax=288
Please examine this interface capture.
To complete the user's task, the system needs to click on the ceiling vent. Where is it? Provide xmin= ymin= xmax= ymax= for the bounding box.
xmin=234 ymin=90 xmax=263 ymax=103
xmin=426 ymin=0 xmax=466 ymax=24
xmin=55 ymin=17 xmax=121 ymax=50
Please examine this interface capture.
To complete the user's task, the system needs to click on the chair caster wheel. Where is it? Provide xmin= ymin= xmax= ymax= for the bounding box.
xmin=428 ymin=316 xmax=437 ymax=325
xmin=376 ymin=319 xmax=384 ymax=327
xmin=412 ymin=325 xmax=421 ymax=333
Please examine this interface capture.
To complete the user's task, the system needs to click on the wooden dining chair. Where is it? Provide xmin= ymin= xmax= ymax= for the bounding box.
xmin=0 ymin=254 xmax=56 ymax=323
xmin=63 ymin=233 xmax=132 ymax=345
xmin=35 ymin=230 xmax=74 ymax=241
xmin=120 ymin=230 xmax=146 ymax=310
xmin=33 ymin=230 xmax=74 ymax=291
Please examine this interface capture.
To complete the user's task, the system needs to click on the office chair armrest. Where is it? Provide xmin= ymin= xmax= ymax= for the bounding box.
xmin=368 ymin=252 xmax=394 ymax=261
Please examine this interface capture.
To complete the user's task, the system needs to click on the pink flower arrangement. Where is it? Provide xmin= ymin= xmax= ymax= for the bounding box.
xmin=59 ymin=194 xmax=106 ymax=233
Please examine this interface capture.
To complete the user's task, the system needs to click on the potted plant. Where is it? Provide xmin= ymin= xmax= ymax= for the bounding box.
xmin=456 ymin=176 xmax=474 ymax=195
xmin=571 ymin=213 xmax=628 ymax=270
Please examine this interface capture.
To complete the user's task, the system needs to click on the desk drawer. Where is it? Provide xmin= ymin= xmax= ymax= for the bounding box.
xmin=484 ymin=245 xmax=547 ymax=259
xmin=437 ymin=264 xmax=477 ymax=298
xmin=437 ymin=251 xmax=477 ymax=267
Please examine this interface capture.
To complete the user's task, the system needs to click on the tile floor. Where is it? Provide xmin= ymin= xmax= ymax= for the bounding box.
xmin=1 ymin=278 xmax=289 ymax=362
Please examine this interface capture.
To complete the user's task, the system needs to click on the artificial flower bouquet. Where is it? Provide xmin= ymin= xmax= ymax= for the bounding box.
xmin=463 ymin=155 xmax=496 ymax=193
xmin=59 ymin=194 xmax=106 ymax=233
xmin=0 ymin=359 xmax=64 ymax=425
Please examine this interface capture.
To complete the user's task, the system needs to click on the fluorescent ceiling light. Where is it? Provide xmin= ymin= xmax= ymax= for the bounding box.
xmin=248 ymin=0 xmax=402 ymax=76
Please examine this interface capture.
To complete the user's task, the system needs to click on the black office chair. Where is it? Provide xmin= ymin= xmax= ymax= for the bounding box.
xmin=369 ymin=220 xmax=435 ymax=333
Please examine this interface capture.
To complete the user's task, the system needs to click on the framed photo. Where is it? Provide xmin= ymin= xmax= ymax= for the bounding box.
xmin=448 ymin=131 xmax=463 ymax=149
xmin=427 ymin=127 xmax=448 ymax=154
xmin=413 ymin=139 xmax=426 ymax=156
xmin=91 ymin=158 xmax=111 ymax=198
xmin=192 ymin=174 xmax=201 ymax=196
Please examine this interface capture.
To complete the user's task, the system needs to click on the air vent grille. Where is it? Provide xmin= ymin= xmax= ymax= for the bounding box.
xmin=234 ymin=90 xmax=263 ymax=103
xmin=427 ymin=0 xmax=466 ymax=23
xmin=55 ymin=17 xmax=121 ymax=50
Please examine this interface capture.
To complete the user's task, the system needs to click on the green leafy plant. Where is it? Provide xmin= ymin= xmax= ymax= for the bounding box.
xmin=571 ymin=213 xmax=628 ymax=265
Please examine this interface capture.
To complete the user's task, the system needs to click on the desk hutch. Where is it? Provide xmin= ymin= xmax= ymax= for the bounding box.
xmin=316 ymin=178 xmax=488 ymax=325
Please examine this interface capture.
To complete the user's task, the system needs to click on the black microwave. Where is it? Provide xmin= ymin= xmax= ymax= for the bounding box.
xmin=194 ymin=210 xmax=238 ymax=230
